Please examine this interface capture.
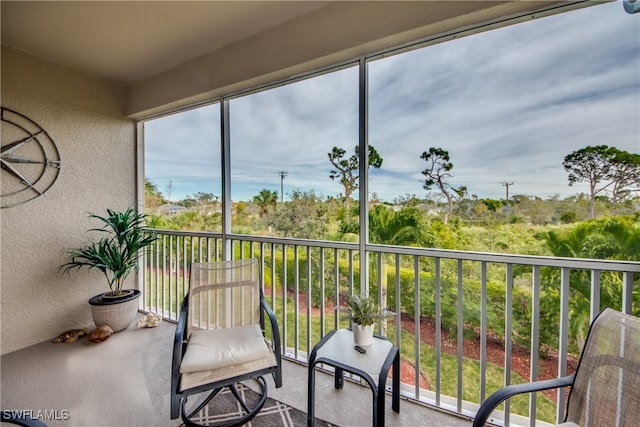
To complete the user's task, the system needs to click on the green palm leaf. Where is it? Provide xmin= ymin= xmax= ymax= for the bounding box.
xmin=60 ymin=208 xmax=157 ymax=295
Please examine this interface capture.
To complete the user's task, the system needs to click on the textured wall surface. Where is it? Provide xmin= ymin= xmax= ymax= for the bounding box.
xmin=1 ymin=45 xmax=135 ymax=354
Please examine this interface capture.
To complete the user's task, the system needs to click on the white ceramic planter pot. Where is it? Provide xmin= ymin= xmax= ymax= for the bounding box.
xmin=352 ymin=323 xmax=374 ymax=346
xmin=88 ymin=289 xmax=141 ymax=332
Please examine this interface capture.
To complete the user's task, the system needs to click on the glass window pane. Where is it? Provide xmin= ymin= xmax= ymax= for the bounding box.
xmin=229 ymin=67 xmax=358 ymax=238
xmin=143 ymin=104 xmax=222 ymax=231
xmin=368 ymin=1 xmax=638 ymax=238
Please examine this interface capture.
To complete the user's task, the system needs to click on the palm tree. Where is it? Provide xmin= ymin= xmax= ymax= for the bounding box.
xmin=368 ymin=204 xmax=435 ymax=247
xmin=253 ymin=189 xmax=278 ymax=218
xmin=539 ymin=216 xmax=640 ymax=347
xmin=365 ymin=204 xmax=436 ymax=318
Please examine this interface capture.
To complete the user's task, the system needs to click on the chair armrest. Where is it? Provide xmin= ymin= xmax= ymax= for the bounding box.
xmin=170 ymin=295 xmax=190 ymax=419
xmin=260 ymin=292 xmax=281 ymax=357
xmin=171 ymin=296 xmax=189 ymax=383
xmin=260 ymin=290 xmax=282 ymax=387
xmin=473 ymin=374 xmax=575 ymax=427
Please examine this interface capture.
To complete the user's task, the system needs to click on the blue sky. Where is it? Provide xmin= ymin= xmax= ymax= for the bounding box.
xmin=145 ymin=1 xmax=639 ymax=203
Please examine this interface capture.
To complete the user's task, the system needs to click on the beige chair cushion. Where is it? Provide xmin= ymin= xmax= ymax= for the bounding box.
xmin=179 ymin=324 xmax=277 ymax=392
xmin=557 ymin=423 xmax=580 ymax=427
xmin=180 ymin=356 xmax=276 ymax=392
xmin=180 ymin=324 xmax=272 ymax=373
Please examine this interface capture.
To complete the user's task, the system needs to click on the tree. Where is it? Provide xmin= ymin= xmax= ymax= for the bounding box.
xmin=368 ymin=204 xmax=435 ymax=247
xmin=538 ymin=216 xmax=640 ymax=346
xmin=328 ymin=145 xmax=383 ymax=215
xmin=563 ymin=145 xmax=640 ymax=219
xmin=268 ymin=189 xmax=327 ymax=239
xmin=144 ymin=179 xmax=165 ymax=208
xmin=608 ymin=149 xmax=640 ymax=206
xmin=420 ymin=147 xmax=464 ymax=224
xmin=393 ymin=193 xmax=420 ymax=207
xmin=253 ymin=189 xmax=278 ymax=218
xmin=559 ymin=211 xmax=577 ymax=224
xmin=182 ymin=192 xmax=218 ymax=215
xmin=482 ymin=199 xmax=503 ymax=213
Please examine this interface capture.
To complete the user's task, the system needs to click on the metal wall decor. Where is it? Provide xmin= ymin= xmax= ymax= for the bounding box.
xmin=1 ymin=107 xmax=61 ymax=208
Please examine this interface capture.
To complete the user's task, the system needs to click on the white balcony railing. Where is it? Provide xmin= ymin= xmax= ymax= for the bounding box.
xmin=139 ymin=229 xmax=639 ymax=426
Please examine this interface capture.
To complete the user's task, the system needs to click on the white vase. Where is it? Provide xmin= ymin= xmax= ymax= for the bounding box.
xmin=353 ymin=323 xmax=374 ymax=346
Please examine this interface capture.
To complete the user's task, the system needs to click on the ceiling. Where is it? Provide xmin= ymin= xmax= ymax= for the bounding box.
xmin=1 ymin=1 xmax=332 ymax=85
xmin=2 ymin=1 xmax=581 ymax=116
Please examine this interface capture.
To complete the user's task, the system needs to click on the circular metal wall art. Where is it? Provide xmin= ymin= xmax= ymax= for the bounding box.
xmin=1 ymin=107 xmax=61 ymax=208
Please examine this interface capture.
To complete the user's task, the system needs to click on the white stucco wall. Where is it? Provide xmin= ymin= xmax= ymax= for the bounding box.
xmin=1 ymin=45 xmax=136 ymax=354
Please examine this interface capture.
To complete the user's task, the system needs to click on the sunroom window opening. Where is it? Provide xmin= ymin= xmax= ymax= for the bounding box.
xmin=139 ymin=1 xmax=638 ymax=255
xmin=367 ymin=0 xmax=639 ymax=250
xmin=143 ymin=103 xmax=222 ymax=231
xmin=228 ymin=66 xmax=359 ymax=239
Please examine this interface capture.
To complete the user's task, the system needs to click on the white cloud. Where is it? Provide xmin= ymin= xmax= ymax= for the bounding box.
xmin=145 ymin=1 xmax=639 ymax=203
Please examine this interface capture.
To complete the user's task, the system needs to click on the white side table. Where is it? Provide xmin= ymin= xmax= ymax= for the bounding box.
xmin=307 ymin=329 xmax=400 ymax=426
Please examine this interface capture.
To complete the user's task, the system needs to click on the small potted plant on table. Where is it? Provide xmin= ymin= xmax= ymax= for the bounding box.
xmin=345 ymin=294 xmax=394 ymax=346
xmin=60 ymin=208 xmax=157 ymax=332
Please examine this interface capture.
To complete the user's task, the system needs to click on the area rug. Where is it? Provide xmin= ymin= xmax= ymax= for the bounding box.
xmin=181 ymin=383 xmax=337 ymax=427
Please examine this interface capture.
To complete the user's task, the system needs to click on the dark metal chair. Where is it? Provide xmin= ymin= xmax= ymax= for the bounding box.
xmin=0 ymin=411 xmax=47 ymax=427
xmin=170 ymin=259 xmax=282 ymax=427
xmin=473 ymin=308 xmax=640 ymax=426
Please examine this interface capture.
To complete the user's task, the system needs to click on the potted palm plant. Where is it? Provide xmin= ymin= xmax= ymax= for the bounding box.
xmin=60 ymin=208 xmax=157 ymax=332
xmin=345 ymin=294 xmax=394 ymax=346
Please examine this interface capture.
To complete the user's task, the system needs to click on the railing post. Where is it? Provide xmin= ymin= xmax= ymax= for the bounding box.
xmin=457 ymin=259 xmax=464 ymax=413
xmin=590 ymin=270 xmax=601 ymax=322
xmin=557 ymin=267 xmax=570 ymax=423
xmin=504 ymin=263 xmax=514 ymax=426
xmin=435 ymin=257 xmax=442 ymax=406
xmin=480 ymin=261 xmax=487 ymax=403
xmin=529 ymin=266 xmax=541 ymax=427
xmin=623 ymin=271 xmax=634 ymax=314
xmin=414 ymin=256 xmax=421 ymax=400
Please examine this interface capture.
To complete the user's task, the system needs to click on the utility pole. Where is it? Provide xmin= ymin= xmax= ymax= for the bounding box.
xmin=278 ymin=171 xmax=288 ymax=203
xmin=501 ymin=182 xmax=514 ymax=203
